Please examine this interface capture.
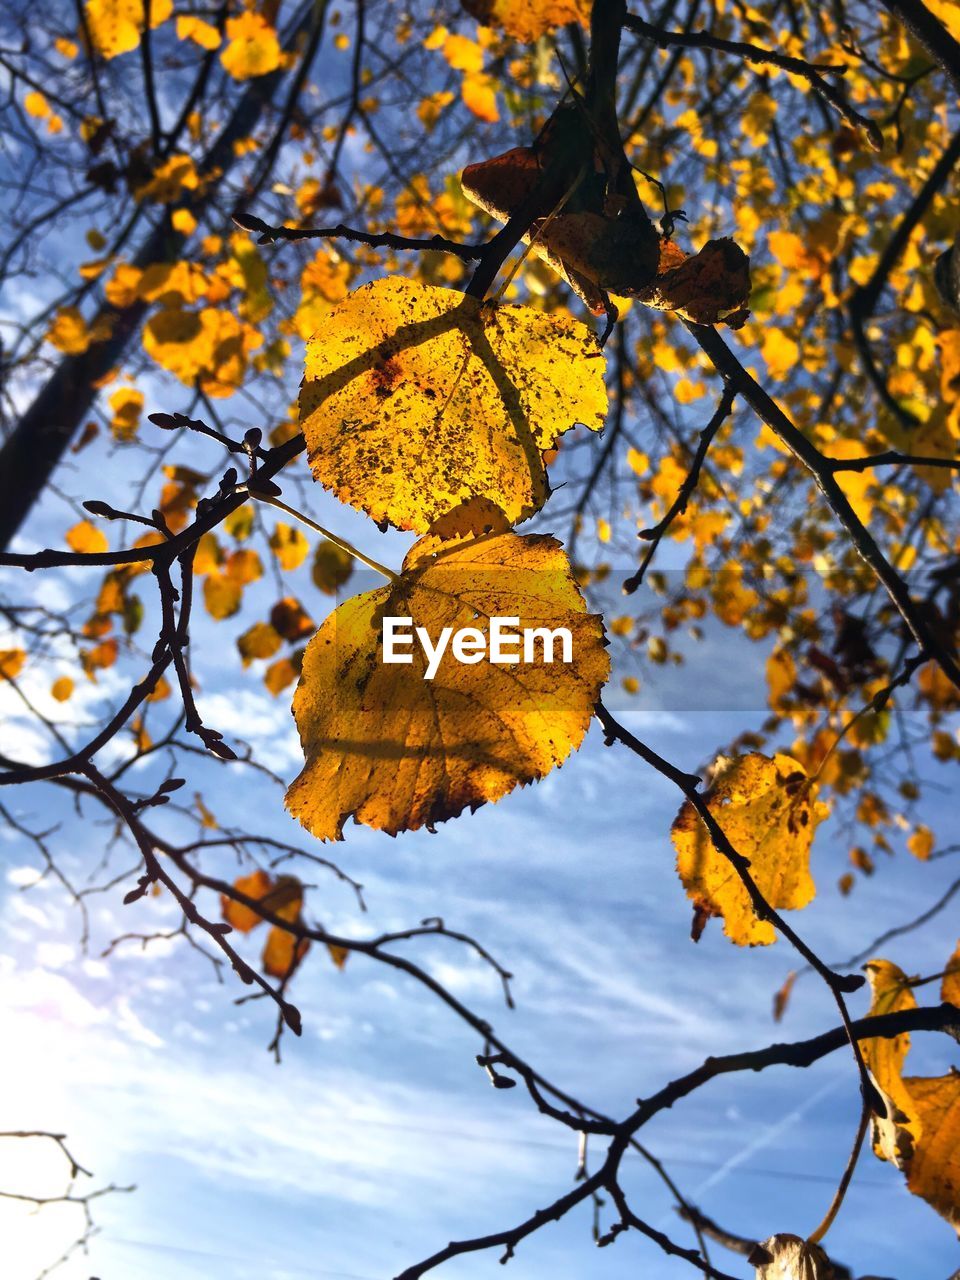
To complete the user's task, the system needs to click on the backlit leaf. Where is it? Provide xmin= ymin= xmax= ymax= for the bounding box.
xmin=299 ymin=277 xmax=606 ymax=533
xmin=286 ymin=530 xmax=609 ymax=841
xmin=220 ymin=12 xmax=281 ymax=80
xmin=66 ymin=520 xmax=109 ymax=554
xmin=0 ymin=649 xmax=26 ymax=680
xmin=671 ymin=753 xmax=828 ymax=946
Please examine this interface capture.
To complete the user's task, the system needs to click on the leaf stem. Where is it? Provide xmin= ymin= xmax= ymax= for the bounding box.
xmin=807 ymin=1100 xmax=869 ymax=1245
xmin=251 ymin=493 xmax=398 ymax=581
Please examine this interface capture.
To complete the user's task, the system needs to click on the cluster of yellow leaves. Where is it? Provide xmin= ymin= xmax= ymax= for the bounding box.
xmin=85 ymin=0 xmax=171 ymax=60
xmin=862 ymin=958 xmax=960 ymax=1230
xmin=286 ymin=528 xmax=609 ymax=841
xmin=144 ymin=306 xmax=262 ymax=397
xmin=424 ymin=26 xmax=499 ymax=122
xmin=219 ymin=869 xmax=347 ymax=978
xmin=46 ymin=307 xmax=112 ymax=355
xmin=671 ymin=753 xmax=828 ymax=945
xmin=461 ymin=0 xmax=590 ymax=43
xmin=299 ymin=276 xmax=606 ymax=532
xmin=220 ymin=870 xmax=310 ymax=979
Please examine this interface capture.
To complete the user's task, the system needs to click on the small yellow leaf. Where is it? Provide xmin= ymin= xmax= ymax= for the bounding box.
xmin=671 ymin=753 xmax=828 ymax=946
xmin=299 ymin=277 xmax=606 ymax=533
xmin=203 ymin=571 xmax=242 ymax=620
xmin=237 ymin=622 xmax=283 ymax=666
xmin=50 ymin=676 xmax=74 ymax=702
xmin=0 ymin=650 xmax=26 ymax=680
xmin=220 ymin=12 xmax=281 ymax=79
xmin=176 ymin=13 xmax=221 ymax=49
xmin=66 ymin=520 xmax=109 ymax=554
xmin=108 ymin=386 xmax=144 ymax=439
xmin=221 ymin=869 xmax=272 ymax=932
xmin=907 ymin=824 xmax=935 ymax=861
xmin=269 ymin=523 xmax=310 ymax=572
xmin=766 ymin=648 xmax=796 ymax=709
xmin=24 ymin=91 xmax=50 ymax=118
xmin=943 ymin=941 xmax=960 ymax=1009
xmin=286 ymin=530 xmax=609 ymax=841
xmin=262 ymin=926 xmax=310 ymax=979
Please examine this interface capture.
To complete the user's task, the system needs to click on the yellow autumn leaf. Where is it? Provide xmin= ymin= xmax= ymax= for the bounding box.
xmin=85 ymin=0 xmax=172 ymax=60
xmin=134 ymin=154 xmax=201 ymax=203
xmin=203 ymin=571 xmax=243 ymax=620
xmin=220 ymin=869 xmax=272 ymax=932
xmin=176 ymin=14 xmax=221 ymax=49
xmin=907 ymin=824 xmax=935 ymax=861
xmin=262 ymin=925 xmax=310 ymax=979
xmin=461 ymin=72 xmax=499 ymax=122
xmin=299 ymin=277 xmax=607 ymax=533
xmin=462 ymin=0 xmax=590 ymax=43
xmin=264 ymin=655 xmax=301 ymax=696
xmin=286 ymin=529 xmax=609 ymax=841
xmin=862 ymin=959 xmax=960 ymax=1228
xmin=762 ymin=327 xmax=801 ymax=379
xmin=0 ymin=649 xmax=26 ymax=680
xmin=143 ymin=307 xmax=261 ymax=397
xmin=311 ymin=540 xmax=354 ymax=595
xmin=50 ymin=676 xmax=74 ymax=702
xmin=943 ymin=941 xmax=960 ymax=1008
xmin=270 ymin=597 xmax=315 ymax=641
xmin=766 ymin=647 xmax=796 ymax=709
xmin=108 ymin=386 xmax=144 ymax=439
xmin=220 ymin=12 xmax=281 ymax=80
xmin=46 ymin=307 xmax=112 ymax=355
xmin=900 ymin=1072 xmax=960 ymax=1230
xmin=24 ymin=91 xmax=50 ymax=118
xmin=237 ymin=622 xmax=283 ymax=666
xmin=269 ymin=523 xmax=310 ymax=572
xmin=671 ymin=753 xmax=828 ymax=946
xmin=442 ymin=33 xmax=483 ymax=73
xmin=66 ymin=520 xmax=109 ymax=554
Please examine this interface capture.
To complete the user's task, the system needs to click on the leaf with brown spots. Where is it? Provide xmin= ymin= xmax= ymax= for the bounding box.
xmin=671 ymin=753 xmax=828 ymax=946
xmin=286 ymin=529 xmax=609 ymax=841
xmin=298 ymin=277 xmax=606 ymax=533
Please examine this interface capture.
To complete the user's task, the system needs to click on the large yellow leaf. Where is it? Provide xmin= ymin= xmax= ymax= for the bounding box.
xmin=298 ymin=277 xmax=606 ymax=534
xmin=863 ymin=958 xmax=960 ymax=1230
xmin=670 ymin=753 xmax=828 ymax=946
xmin=286 ymin=530 xmax=609 ymax=841
xmin=901 ymin=1072 xmax=960 ymax=1229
